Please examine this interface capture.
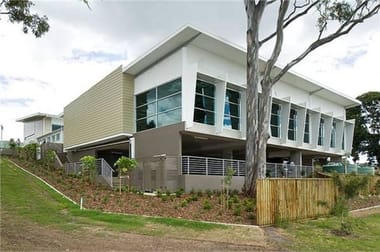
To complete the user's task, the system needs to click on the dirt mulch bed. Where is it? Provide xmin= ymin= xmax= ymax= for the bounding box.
xmin=9 ymin=158 xmax=256 ymax=225
xmin=9 ymin=158 xmax=380 ymax=226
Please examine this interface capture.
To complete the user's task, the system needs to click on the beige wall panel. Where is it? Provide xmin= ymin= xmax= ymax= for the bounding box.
xmin=122 ymin=73 xmax=135 ymax=133
xmin=64 ymin=66 xmax=126 ymax=148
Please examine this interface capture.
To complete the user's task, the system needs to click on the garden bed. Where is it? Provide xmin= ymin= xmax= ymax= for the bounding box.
xmin=8 ymin=157 xmax=380 ymax=225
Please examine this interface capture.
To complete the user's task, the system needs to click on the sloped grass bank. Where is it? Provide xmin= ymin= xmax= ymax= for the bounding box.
xmin=0 ymin=157 xmax=269 ymax=248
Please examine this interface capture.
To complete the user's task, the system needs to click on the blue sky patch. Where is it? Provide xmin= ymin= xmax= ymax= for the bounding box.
xmin=0 ymin=98 xmax=34 ymax=107
xmin=335 ymin=49 xmax=367 ymax=67
xmin=67 ymin=49 xmax=127 ymax=63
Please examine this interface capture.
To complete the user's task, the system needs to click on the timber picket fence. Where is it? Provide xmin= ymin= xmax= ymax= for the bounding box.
xmin=256 ymin=178 xmax=338 ymax=226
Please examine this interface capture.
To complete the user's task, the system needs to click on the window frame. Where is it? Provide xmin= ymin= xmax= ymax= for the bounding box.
xmin=135 ymin=78 xmax=182 ymax=132
xmin=270 ymin=103 xmax=282 ymax=138
xmin=223 ymin=88 xmax=241 ymax=130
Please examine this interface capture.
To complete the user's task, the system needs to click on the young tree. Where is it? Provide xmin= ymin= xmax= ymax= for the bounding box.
xmin=80 ymin=155 xmax=97 ymax=184
xmin=114 ymin=156 xmax=137 ymax=194
xmin=347 ymin=91 xmax=380 ymax=164
xmin=244 ymin=0 xmax=380 ymax=196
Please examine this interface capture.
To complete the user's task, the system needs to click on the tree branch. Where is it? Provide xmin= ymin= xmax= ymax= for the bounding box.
xmin=271 ymin=2 xmax=380 ymax=84
xmin=284 ymin=0 xmax=311 ymax=23
xmin=262 ymin=0 xmax=290 ymax=87
xmin=260 ymin=0 xmax=319 ymax=45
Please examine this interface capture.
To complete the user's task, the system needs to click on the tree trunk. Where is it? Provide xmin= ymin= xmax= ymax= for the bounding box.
xmin=244 ymin=0 xmax=265 ymax=197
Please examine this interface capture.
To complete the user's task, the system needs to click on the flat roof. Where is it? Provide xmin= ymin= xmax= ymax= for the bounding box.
xmin=123 ymin=25 xmax=360 ymax=108
xmin=16 ymin=112 xmax=63 ymax=122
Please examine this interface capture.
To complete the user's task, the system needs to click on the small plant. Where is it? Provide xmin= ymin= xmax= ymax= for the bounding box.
xmin=161 ymin=195 xmax=168 ymax=202
xmin=165 ymin=189 xmax=171 ymax=197
xmin=243 ymin=199 xmax=256 ymax=212
xmin=175 ymin=188 xmax=184 ymax=197
xmin=231 ymin=189 xmax=239 ymax=196
xmin=114 ymin=156 xmax=137 ymax=194
xmin=189 ymin=194 xmax=198 ymax=202
xmin=80 ymin=155 xmax=96 ymax=184
xmin=233 ymin=204 xmax=242 ymax=216
xmin=197 ymin=190 xmax=203 ymax=197
xmin=205 ymin=189 xmax=212 ymax=198
xmin=156 ymin=189 xmax=162 ymax=198
xmin=44 ymin=150 xmax=55 ymax=170
xmin=203 ymin=199 xmax=212 ymax=210
xmin=180 ymin=199 xmax=188 ymax=207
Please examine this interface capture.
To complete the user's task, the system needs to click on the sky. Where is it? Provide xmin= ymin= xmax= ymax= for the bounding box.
xmin=0 ymin=0 xmax=379 ymax=142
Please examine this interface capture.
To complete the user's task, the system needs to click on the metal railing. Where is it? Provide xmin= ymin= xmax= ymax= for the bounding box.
xmin=181 ymin=155 xmax=313 ymax=178
xmin=181 ymin=156 xmax=246 ymax=176
xmin=65 ymin=158 xmax=114 ymax=187
xmin=265 ymin=163 xmax=314 ymax=178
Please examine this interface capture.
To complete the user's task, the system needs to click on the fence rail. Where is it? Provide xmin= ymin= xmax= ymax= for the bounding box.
xmin=65 ymin=158 xmax=114 ymax=187
xmin=181 ymin=156 xmax=313 ymax=178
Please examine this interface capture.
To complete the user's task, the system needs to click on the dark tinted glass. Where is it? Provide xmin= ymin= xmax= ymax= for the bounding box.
xmin=195 ymin=95 xmax=214 ymax=111
xmin=136 ymin=89 xmax=156 ymax=106
xmin=196 ymin=80 xmax=215 ymax=97
xmin=194 ymin=109 xmax=215 ymax=125
xmin=157 ymin=94 xmax=181 ymax=113
xmin=157 ymin=78 xmax=181 ymax=99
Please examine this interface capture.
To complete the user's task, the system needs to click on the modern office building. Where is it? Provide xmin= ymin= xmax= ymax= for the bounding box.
xmin=16 ymin=112 xmax=64 ymax=144
xmin=63 ymin=26 xmax=359 ymax=191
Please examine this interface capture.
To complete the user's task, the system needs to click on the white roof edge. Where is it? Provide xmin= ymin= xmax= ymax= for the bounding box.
xmin=122 ymin=24 xmax=360 ymax=107
xmin=122 ymin=24 xmax=198 ymax=73
xmin=64 ymin=133 xmax=132 ymax=151
xmin=16 ymin=112 xmax=63 ymax=122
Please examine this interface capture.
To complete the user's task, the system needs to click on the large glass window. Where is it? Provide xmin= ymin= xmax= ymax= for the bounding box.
xmin=330 ymin=120 xmax=337 ymax=148
xmin=193 ymin=80 xmax=215 ymax=125
xmin=224 ymin=89 xmax=240 ymax=130
xmin=271 ymin=103 xmax=281 ymax=138
xmin=136 ymin=78 xmax=181 ymax=131
xmin=288 ymin=108 xmax=297 ymax=141
xmin=318 ymin=118 xmax=325 ymax=146
xmin=304 ymin=113 xmax=310 ymax=143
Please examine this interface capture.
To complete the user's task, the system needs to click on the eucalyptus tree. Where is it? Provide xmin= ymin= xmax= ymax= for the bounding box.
xmin=244 ymin=0 xmax=380 ymax=196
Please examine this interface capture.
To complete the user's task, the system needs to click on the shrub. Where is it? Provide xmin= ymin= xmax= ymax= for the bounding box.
xmin=156 ymin=189 xmax=162 ymax=198
xmin=203 ymin=199 xmax=212 ymax=210
xmin=80 ymin=155 xmax=96 ymax=184
xmin=175 ymin=188 xmax=184 ymax=197
xmin=180 ymin=199 xmax=189 ymax=207
xmin=233 ymin=204 xmax=242 ymax=216
xmin=189 ymin=194 xmax=198 ymax=202
xmin=165 ymin=189 xmax=171 ymax=196
xmin=197 ymin=190 xmax=203 ymax=197
xmin=205 ymin=189 xmax=212 ymax=198
xmin=243 ymin=199 xmax=256 ymax=212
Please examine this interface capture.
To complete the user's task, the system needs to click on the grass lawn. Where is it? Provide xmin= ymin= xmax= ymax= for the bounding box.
xmin=0 ymin=158 xmax=224 ymax=233
xmin=283 ymin=210 xmax=380 ymax=251
xmin=2 ymin=156 xmax=379 ymax=251
xmin=1 ymin=157 xmax=269 ymax=248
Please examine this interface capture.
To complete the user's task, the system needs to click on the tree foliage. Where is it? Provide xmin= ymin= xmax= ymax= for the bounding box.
xmin=0 ymin=0 xmax=49 ymax=37
xmin=244 ymin=0 xmax=380 ymax=196
xmin=80 ymin=155 xmax=97 ymax=184
xmin=347 ymin=91 xmax=380 ymax=164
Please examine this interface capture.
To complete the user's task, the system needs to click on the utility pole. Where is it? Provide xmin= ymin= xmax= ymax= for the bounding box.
xmin=0 ymin=124 xmax=3 ymax=141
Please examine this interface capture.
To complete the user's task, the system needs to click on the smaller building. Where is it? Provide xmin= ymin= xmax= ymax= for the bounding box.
xmin=16 ymin=112 xmax=64 ymax=144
